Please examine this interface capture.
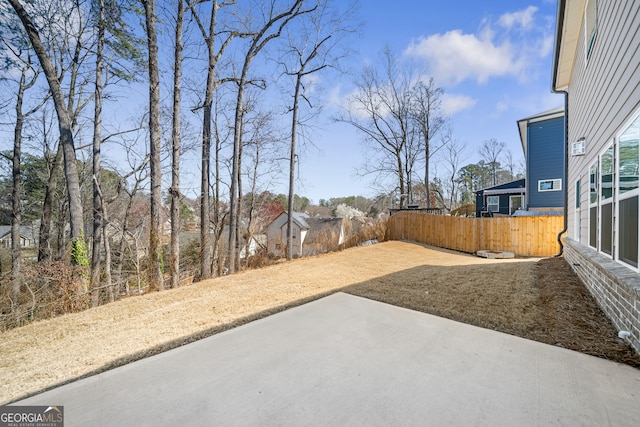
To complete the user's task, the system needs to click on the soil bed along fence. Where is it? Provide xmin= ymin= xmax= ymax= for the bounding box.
xmin=386 ymin=211 xmax=565 ymax=257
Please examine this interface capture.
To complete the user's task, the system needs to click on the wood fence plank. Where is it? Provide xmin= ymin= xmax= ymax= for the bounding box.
xmin=387 ymin=213 xmax=564 ymax=256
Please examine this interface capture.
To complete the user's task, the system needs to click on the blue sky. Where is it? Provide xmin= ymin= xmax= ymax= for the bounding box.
xmin=290 ymin=0 xmax=563 ymax=203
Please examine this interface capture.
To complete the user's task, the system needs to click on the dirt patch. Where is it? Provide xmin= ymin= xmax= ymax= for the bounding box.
xmin=347 ymin=255 xmax=640 ymax=368
xmin=529 ymin=257 xmax=640 ymax=366
xmin=1 ymin=241 xmax=638 ymax=404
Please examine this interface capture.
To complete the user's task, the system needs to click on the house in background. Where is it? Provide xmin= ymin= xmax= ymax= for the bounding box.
xmin=475 ymin=179 xmax=526 ymax=216
xmin=301 ymin=217 xmax=345 ymax=256
xmin=552 ymin=0 xmax=640 ymax=353
xmin=266 ymin=212 xmax=310 ymax=257
xmin=517 ymin=106 xmax=565 ymax=214
xmin=475 ymin=106 xmax=565 ymax=217
xmin=0 ymin=225 xmax=38 ymax=248
xmin=266 ymin=212 xmax=345 ymax=257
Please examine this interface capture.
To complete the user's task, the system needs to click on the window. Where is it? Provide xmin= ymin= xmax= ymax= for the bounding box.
xmin=292 ymin=228 xmax=297 ymax=239
xmin=538 ymin=179 xmax=562 ymax=192
xmin=487 ymin=196 xmax=499 ymax=212
xmin=619 ymin=120 xmax=639 ymax=194
xmin=617 ymin=114 xmax=640 ymax=267
xmin=601 ymin=146 xmax=614 ymax=200
xmin=585 ymin=0 xmax=597 ymax=61
xmin=509 ymin=195 xmax=522 ymax=215
xmin=590 ymin=163 xmax=598 ymax=203
xmin=575 ymin=179 xmax=581 ymax=241
xmin=600 ymin=145 xmax=614 ymax=256
xmin=589 ymin=162 xmax=598 ymax=249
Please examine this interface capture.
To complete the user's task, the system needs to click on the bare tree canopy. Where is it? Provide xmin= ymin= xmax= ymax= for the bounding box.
xmin=336 ymin=47 xmax=446 ymax=208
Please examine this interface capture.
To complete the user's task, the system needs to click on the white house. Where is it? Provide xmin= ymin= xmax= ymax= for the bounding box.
xmin=0 ymin=225 xmax=38 ymax=248
xmin=553 ymin=0 xmax=640 ymax=353
xmin=266 ymin=212 xmax=345 ymax=257
xmin=266 ymin=212 xmax=310 ymax=257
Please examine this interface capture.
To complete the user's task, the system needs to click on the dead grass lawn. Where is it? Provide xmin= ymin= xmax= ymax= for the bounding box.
xmin=1 ymin=240 xmax=637 ymax=404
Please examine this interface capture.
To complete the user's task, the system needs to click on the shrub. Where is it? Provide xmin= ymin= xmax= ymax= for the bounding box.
xmin=0 ymin=261 xmax=89 ymax=331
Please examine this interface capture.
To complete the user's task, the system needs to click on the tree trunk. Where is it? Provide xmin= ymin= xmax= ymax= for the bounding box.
xmin=198 ymin=10 xmax=219 ymax=280
xmin=91 ymin=0 xmax=106 ymax=306
xmin=10 ymin=69 xmax=27 ymax=309
xmin=228 ymin=79 xmax=246 ymax=274
xmin=38 ymin=144 xmax=62 ymax=262
xmin=212 ymin=116 xmax=222 ymax=276
xmin=228 ymin=0 xmax=306 ymax=274
xmin=8 ymin=0 xmax=85 ymax=258
xmin=103 ymin=220 xmax=114 ymax=302
xmin=286 ymin=75 xmax=302 ymax=261
xmin=170 ymin=0 xmax=185 ymax=289
xmin=424 ymin=128 xmax=430 ymax=208
xmin=143 ymin=0 xmax=164 ymax=291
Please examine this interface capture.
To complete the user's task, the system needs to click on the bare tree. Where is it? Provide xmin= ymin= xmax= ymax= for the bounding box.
xmin=37 ymin=111 xmax=61 ymax=262
xmin=438 ymin=128 xmax=467 ymax=211
xmin=280 ymin=0 xmax=352 ymax=261
xmin=228 ymin=0 xmax=314 ymax=273
xmin=480 ymin=138 xmax=506 ymax=186
xmin=412 ymin=78 xmax=445 ymax=208
xmin=8 ymin=0 xmax=85 ymax=262
xmin=141 ymin=0 xmax=163 ymax=290
xmin=7 ymin=53 xmax=44 ymax=309
xmin=337 ymin=48 xmax=448 ymax=208
xmin=166 ymin=0 xmax=186 ymax=289
xmin=185 ymin=0 xmax=238 ymax=280
xmin=90 ymin=0 xmax=107 ymax=306
xmin=504 ymin=149 xmax=524 ymax=181
xmin=337 ymin=47 xmax=413 ymax=207
xmin=241 ymin=105 xmax=279 ymax=267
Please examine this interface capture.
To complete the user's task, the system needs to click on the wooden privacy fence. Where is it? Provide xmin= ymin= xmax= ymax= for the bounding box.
xmin=386 ymin=211 xmax=565 ymax=257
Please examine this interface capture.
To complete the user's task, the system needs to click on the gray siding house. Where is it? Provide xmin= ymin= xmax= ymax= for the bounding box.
xmin=517 ymin=107 xmax=565 ymax=211
xmin=553 ymin=0 xmax=640 ymax=353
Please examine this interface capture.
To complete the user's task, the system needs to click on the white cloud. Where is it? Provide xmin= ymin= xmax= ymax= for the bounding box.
xmin=441 ymin=93 xmax=477 ymax=115
xmin=499 ymin=6 xmax=538 ymax=30
xmin=405 ymin=30 xmax=521 ymax=85
xmin=404 ymin=6 xmax=552 ymax=86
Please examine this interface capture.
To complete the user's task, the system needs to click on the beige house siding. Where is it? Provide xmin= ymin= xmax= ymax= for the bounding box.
xmin=266 ymin=213 xmax=307 ymax=257
xmin=566 ymin=0 xmax=640 ymax=244
xmin=557 ymin=0 xmax=640 ymax=353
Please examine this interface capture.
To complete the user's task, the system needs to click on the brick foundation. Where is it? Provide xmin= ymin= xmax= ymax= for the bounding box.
xmin=564 ymin=238 xmax=640 ymax=355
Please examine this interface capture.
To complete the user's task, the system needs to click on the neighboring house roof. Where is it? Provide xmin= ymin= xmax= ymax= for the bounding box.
xmin=277 ymin=212 xmax=310 ymax=230
xmin=517 ymin=106 xmax=565 ymax=156
xmin=0 ymin=225 xmax=37 ymax=242
xmin=513 ymin=209 xmax=563 ymax=217
xmin=552 ymin=0 xmax=583 ymax=91
xmin=476 ymin=179 xmax=526 ymax=196
xmin=303 ymin=217 xmax=343 ymax=244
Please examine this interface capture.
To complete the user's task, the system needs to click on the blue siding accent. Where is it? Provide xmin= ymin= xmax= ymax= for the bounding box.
xmin=475 ymin=179 xmax=526 ymax=216
xmin=527 ymin=116 xmax=565 ymax=208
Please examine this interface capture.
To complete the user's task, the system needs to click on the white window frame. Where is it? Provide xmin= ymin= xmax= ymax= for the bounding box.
xmin=574 ymin=179 xmax=581 ymax=242
xmin=538 ymin=178 xmax=562 ymax=192
xmin=584 ymin=0 xmax=598 ymax=62
xmin=615 ymin=110 xmax=640 ymax=271
xmin=599 ymin=143 xmax=614 ymax=258
xmin=509 ymin=195 xmax=523 ymax=215
xmin=589 ymin=162 xmax=599 ymax=250
xmin=487 ymin=195 xmax=499 ymax=213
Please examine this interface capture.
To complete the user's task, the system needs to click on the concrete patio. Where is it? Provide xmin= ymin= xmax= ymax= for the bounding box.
xmin=16 ymin=293 xmax=640 ymax=426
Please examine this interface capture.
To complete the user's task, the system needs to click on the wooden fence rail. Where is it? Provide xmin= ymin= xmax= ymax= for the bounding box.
xmin=386 ymin=212 xmax=565 ymax=257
